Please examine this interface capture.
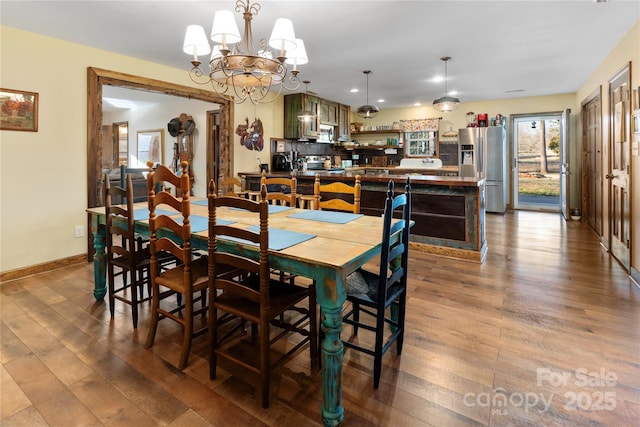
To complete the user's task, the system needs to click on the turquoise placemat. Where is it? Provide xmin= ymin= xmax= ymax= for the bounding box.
xmin=230 ymin=205 xmax=292 ymax=214
xmin=220 ymin=226 xmax=316 ymax=251
xmin=191 ymin=199 xmax=208 ymax=206
xmin=174 ymin=215 xmax=234 ymax=232
xmin=133 ymin=208 xmax=175 ymax=221
xmin=287 ymin=210 xmax=363 ymax=224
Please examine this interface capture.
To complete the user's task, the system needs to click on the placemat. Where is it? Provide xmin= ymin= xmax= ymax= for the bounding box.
xmin=287 ymin=210 xmax=363 ymax=224
xmin=174 ymin=215 xmax=234 ymax=232
xmin=191 ymin=199 xmax=208 ymax=206
xmin=221 ymin=226 xmax=316 ymax=251
xmin=133 ymin=208 xmax=176 ymax=221
xmin=230 ymin=205 xmax=292 ymax=214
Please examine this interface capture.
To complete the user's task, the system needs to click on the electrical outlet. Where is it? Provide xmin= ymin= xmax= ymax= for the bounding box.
xmin=74 ymin=225 xmax=85 ymax=238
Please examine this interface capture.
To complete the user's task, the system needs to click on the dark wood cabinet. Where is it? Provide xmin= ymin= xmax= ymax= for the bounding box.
xmin=320 ymin=100 xmax=338 ymax=126
xmin=285 ymin=94 xmax=349 ymax=140
xmin=284 ymin=93 xmax=319 ymax=139
xmin=338 ymin=104 xmax=350 ymax=141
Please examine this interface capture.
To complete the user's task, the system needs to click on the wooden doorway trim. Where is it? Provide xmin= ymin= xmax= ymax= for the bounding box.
xmin=86 ymin=67 xmax=233 ymax=256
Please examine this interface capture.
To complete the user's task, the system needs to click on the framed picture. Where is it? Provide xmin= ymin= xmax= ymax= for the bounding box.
xmin=137 ymin=129 xmax=164 ymax=166
xmin=0 ymin=88 xmax=38 ymax=132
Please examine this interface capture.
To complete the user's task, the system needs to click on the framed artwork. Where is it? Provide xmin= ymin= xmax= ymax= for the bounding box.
xmin=137 ymin=129 xmax=164 ymax=166
xmin=0 ymin=88 xmax=38 ymax=131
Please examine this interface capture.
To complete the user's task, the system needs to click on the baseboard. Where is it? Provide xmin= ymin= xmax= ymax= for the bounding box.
xmin=630 ymin=266 xmax=640 ymax=290
xmin=0 ymin=254 xmax=87 ymax=283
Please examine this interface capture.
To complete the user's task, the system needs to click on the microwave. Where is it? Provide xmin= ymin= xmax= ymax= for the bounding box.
xmin=317 ymin=124 xmax=334 ymax=143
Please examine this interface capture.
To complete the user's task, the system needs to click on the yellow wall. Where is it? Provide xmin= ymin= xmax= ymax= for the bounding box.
xmin=576 ymin=20 xmax=640 ymax=278
xmin=1 ymin=21 xmax=638 ymax=275
xmin=356 ymin=93 xmax=577 ymax=206
xmin=0 ymin=26 xmax=279 ymax=272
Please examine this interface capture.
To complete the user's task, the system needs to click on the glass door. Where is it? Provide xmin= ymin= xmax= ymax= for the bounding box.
xmin=512 ymin=114 xmax=562 ymax=211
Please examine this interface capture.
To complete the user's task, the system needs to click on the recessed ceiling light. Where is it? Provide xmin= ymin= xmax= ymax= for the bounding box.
xmin=350 ymin=88 xmax=359 ymax=93
xmin=414 ymin=102 xmax=422 ymax=107
xmin=377 ymin=98 xmax=385 ymax=103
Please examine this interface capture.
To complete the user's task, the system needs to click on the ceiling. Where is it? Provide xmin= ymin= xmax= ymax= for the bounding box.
xmin=2 ymin=1 xmax=639 ymax=110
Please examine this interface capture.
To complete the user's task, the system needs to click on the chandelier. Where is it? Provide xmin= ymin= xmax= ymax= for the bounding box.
xmin=357 ymin=70 xmax=379 ymax=119
xmin=182 ymin=0 xmax=307 ymax=104
xmin=433 ymin=56 xmax=460 ymax=113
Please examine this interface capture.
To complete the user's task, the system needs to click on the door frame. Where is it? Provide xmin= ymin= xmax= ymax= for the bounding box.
xmin=510 ymin=112 xmax=566 ymax=213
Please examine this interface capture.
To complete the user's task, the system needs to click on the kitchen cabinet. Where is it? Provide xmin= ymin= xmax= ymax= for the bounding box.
xmin=320 ymin=100 xmax=339 ymax=126
xmin=338 ymin=104 xmax=350 ymax=141
xmin=285 ymin=94 xmax=349 ymax=140
xmin=284 ymin=93 xmax=319 ymax=139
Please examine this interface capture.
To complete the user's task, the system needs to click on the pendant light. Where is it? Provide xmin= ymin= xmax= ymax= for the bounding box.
xmin=433 ymin=56 xmax=460 ymax=113
xmin=297 ymin=81 xmax=317 ymax=122
xmin=357 ymin=70 xmax=379 ymax=119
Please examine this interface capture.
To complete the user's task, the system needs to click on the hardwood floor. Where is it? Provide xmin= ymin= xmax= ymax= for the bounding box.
xmin=1 ymin=211 xmax=638 ymax=426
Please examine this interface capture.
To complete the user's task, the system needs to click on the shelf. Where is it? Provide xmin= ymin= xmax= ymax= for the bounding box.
xmin=340 ymin=145 xmax=400 ymax=151
xmin=351 ymin=130 xmax=402 ymax=135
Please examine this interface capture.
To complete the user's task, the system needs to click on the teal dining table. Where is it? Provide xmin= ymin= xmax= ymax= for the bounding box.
xmin=87 ymin=200 xmax=397 ymax=426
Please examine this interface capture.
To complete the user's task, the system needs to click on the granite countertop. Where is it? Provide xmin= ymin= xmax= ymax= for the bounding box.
xmin=239 ymin=168 xmax=483 ymax=187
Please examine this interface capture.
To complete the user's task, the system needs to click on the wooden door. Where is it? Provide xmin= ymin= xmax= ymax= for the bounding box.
xmin=581 ymin=89 xmax=602 ymax=235
xmin=608 ymin=64 xmax=631 ymax=270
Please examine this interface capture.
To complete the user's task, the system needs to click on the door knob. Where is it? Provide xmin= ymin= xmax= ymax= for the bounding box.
xmin=605 ymin=174 xmax=612 ymax=179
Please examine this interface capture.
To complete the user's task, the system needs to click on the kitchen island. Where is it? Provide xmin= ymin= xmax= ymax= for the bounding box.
xmin=240 ymin=170 xmax=486 ymax=262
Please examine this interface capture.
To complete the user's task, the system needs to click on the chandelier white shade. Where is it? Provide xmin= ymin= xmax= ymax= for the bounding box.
xmin=183 ymin=25 xmax=211 ymax=57
xmin=285 ymin=38 xmax=308 ymax=71
xmin=433 ymin=56 xmax=460 ymax=112
xmin=183 ymin=0 xmax=306 ymax=104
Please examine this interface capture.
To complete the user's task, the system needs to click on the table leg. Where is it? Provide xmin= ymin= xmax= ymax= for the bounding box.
xmin=321 ymin=306 xmax=344 ymax=426
xmin=91 ymin=222 xmax=107 ymax=301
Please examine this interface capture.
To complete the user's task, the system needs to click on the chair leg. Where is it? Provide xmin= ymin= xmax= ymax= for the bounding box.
xmin=396 ymin=295 xmax=407 ymax=355
xmin=352 ymin=301 xmax=360 ymax=335
xmin=178 ymin=291 xmax=193 ymax=370
xmin=131 ymin=269 xmax=139 ymax=329
xmin=107 ymin=266 xmax=116 ymax=319
xmin=260 ymin=322 xmax=271 ymax=408
xmin=145 ymin=281 xmax=160 ymax=349
xmin=372 ymin=306 xmax=386 ymax=388
xmin=208 ymin=304 xmax=218 ymax=381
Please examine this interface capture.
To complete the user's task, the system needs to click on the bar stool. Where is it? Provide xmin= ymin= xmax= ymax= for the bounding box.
xmin=297 ymin=194 xmax=318 ymax=210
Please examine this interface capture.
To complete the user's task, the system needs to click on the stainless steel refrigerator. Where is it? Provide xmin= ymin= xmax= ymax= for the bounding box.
xmin=458 ymin=126 xmax=507 ymax=213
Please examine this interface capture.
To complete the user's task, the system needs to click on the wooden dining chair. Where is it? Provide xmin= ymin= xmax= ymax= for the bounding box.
xmin=207 ymin=180 xmax=317 ymax=408
xmin=313 ymin=174 xmax=362 ymax=213
xmin=104 ymin=173 xmax=151 ymax=329
xmin=217 ymin=175 xmax=247 ymax=198
xmin=145 ymin=161 xmax=209 ymax=370
xmin=259 ymin=169 xmax=299 ymax=283
xmin=260 ymin=169 xmax=297 ymax=206
xmin=342 ymin=177 xmax=411 ymax=388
